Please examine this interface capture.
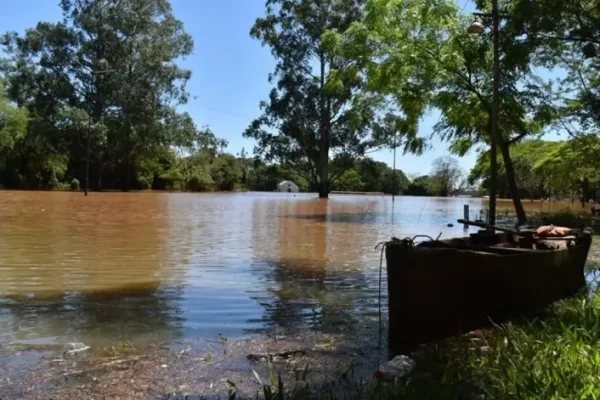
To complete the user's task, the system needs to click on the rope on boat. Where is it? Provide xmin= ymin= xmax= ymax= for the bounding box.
xmin=375 ymin=241 xmax=389 ymax=350
xmin=374 ymin=234 xmax=443 ymax=350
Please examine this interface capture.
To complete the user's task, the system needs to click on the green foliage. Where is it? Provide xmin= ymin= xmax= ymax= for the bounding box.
xmin=441 ymin=293 xmax=600 ymax=399
xmin=70 ymin=178 xmax=80 ymax=190
xmin=152 ymin=150 xmax=242 ymax=193
xmin=332 ymin=168 xmax=363 ymax=192
xmin=329 ymin=157 xmax=410 ymax=194
xmin=0 ymin=0 xmax=227 ymax=191
xmin=470 ymin=140 xmax=563 ymax=200
xmin=429 ymin=156 xmax=463 ymax=197
xmin=508 ymin=0 xmax=600 ymax=139
xmin=381 ymin=170 xmax=410 ymax=195
xmin=245 ymin=0 xmax=415 ymax=198
xmin=529 ymin=210 xmax=592 ymax=228
xmin=160 ymin=168 xmax=185 ymax=191
xmin=187 ymin=167 xmax=214 ymax=192
xmin=210 ymin=154 xmax=242 ymax=191
xmin=0 ymin=84 xmax=28 ymax=157
xmin=534 ymin=136 xmax=600 ymax=203
xmin=329 ymin=0 xmax=559 ymax=221
xmin=246 ymin=159 xmax=310 ymax=192
xmin=405 ymin=175 xmax=434 ymax=196
xmin=470 ymin=138 xmax=600 ymax=203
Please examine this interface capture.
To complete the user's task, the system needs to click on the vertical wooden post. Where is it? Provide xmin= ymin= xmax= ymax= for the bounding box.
xmin=463 ymin=204 xmax=469 ymax=230
xmin=392 ymin=130 xmax=397 ymax=204
xmin=487 ymin=0 xmax=500 ymax=227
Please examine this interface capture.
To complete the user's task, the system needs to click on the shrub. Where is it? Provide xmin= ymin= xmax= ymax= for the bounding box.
xmin=48 ymin=176 xmax=60 ymax=189
xmin=524 ymin=209 xmax=596 ymax=230
xmin=137 ymin=176 xmax=152 ymax=190
xmin=187 ymin=168 xmax=214 ymax=192
xmin=160 ymin=168 xmax=185 ymax=191
xmin=70 ymin=178 xmax=80 ymax=190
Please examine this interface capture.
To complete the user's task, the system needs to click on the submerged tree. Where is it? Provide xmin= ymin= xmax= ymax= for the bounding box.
xmin=430 ymin=156 xmax=463 ymax=197
xmin=246 ymin=0 xmax=425 ymax=198
xmin=246 ymin=0 xmax=363 ymax=198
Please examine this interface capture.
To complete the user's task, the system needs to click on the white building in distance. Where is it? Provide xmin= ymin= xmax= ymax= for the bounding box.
xmin=277 ymin=180 xmax=299 ymax=193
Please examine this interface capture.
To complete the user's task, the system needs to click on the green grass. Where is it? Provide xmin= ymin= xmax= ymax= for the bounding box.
xmin=402 ymin=291 xmax=600 ymax=400
xmin=274 ymin=292 xmax=600 ymax=399
xmin=493 ymin=209 xmax=597 ymax=230
xmin=530 ymin=209 xmax=595 ymax=228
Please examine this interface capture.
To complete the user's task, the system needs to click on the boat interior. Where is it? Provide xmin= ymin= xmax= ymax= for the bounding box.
xmin=415 ymin=231 xmax=582 ymax=255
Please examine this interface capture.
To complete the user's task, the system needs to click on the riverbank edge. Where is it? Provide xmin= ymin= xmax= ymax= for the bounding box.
xmin=3 ymin=289 xmax=600 ymax=399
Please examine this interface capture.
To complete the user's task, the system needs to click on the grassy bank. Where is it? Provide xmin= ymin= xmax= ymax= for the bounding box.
xmin=400 ymin=292 xmax=600 ymax=399
xmin=219 ymin=291 xmax=600 ymax=400
xmin=492 ymin=209 xmax=600 ymax=230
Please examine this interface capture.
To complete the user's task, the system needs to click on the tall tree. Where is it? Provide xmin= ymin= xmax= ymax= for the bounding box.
xmin=245 ymin=0 xmax=396 ymax=198
xmin=326 ymin=0 xmax=560 ymax=224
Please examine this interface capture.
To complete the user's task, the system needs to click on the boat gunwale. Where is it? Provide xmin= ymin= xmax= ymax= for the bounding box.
xmin=385 ymin=237 xmax=591 ymax=258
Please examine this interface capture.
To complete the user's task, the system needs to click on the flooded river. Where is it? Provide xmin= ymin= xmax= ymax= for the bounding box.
xmin=0 ymin=191 xmax=597 ymax=348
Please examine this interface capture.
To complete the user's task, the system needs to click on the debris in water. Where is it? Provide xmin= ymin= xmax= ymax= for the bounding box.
xmin=65 ymin=343 xmax=90 ymax=355
xmin=247 ymin=350 xmax=306 ymax=362
xmin=447 ymin=223 xmax=454 ymax=227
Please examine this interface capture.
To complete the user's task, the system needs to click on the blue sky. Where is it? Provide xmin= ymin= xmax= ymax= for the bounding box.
xmin=1 ymin=0 xmax=496 ymax=176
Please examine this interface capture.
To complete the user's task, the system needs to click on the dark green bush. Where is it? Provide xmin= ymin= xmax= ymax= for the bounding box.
xmin=187 ymin=169 xmax=214 ymax=192
xmin=70 ymin=178 xmax=80 ymax=190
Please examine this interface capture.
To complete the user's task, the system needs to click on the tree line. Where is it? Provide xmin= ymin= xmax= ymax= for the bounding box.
xmin=3 ymin=0 xmax=600 ymax=211
xmin=470 ymin=138 xmax=600 ymax=206
xmin=0 ymin=0 xmax=235 ymax=192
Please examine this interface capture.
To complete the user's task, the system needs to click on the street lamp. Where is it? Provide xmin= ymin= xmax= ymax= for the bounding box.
xmin=468 ymin=0 xmax=501 ymax=227
xmin=467 ymin=19 xmax=485 ymax=35
xmin=84 ymin=59 xmax=115 ymax=196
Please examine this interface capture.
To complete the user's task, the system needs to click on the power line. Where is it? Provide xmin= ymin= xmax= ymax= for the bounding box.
xmin=460 ymin=0 xmax=471 ymax=14
xmin=197 ymin=105 xmax=255 ymax=120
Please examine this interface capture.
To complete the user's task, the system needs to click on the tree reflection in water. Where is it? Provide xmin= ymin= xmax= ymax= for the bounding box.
xmin=247 ymin=197 xmax=383 ymax=343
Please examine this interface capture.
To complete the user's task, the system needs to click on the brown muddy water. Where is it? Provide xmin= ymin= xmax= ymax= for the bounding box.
xmin=0 ymin=191 xmax=598 ymax=348
xmin=1 ymin=192 xmax=600 ymax=398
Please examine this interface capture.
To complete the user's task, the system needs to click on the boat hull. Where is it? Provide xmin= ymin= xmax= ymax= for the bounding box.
xmin=385 ymin=234 xmax=592 ymax=354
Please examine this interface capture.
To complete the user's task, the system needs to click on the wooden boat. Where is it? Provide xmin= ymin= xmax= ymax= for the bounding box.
xmin=385 ymin=224 xmax=592 ymax=354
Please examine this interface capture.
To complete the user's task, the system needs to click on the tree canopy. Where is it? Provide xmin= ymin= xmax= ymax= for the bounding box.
xmin=469 ymin=138 xmax=600 ymax=205
xmin=245 ymin=0 xmax=428 ymax=198
xmin=0 ymin=0 xmax=228 ymax=191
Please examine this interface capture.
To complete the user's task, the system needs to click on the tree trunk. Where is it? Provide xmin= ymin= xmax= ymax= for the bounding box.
xmin=581 ymin=179 xmax=589 ymax=208
xmin=318 ymin=149 xmax=329 ymax=198
xmin=499 ymin=139 xmax=527 ymax=225
xmin=124 ymin=157 xmax=131 ymax=192
xmin=97 ymin=163 xmax=105 ymax=192
xmin=317 ymin=53 xmax=329 ymax=199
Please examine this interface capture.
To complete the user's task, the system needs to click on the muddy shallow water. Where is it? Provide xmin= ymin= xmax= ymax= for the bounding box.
xmin=0 ymin=191 xmax=599 ymax=397
xmin=0 ymin=191 xmax=504 ymax=346
xmin=0 ymin=192 xmax=599 ymax=343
